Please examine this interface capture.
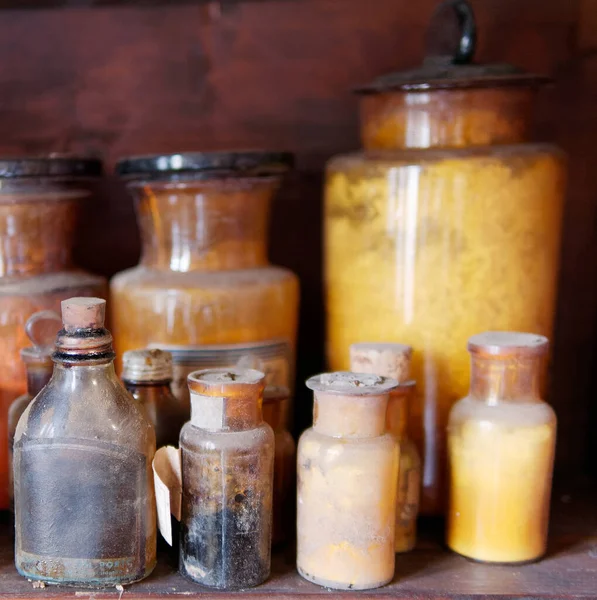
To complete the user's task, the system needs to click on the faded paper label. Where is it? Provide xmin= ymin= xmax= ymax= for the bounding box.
xmin=152 ymin=446 xmax=182 ymax=546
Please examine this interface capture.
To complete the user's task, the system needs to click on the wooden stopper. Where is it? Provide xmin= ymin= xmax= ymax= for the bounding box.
xmin=350 ymin=342 xmax=413 ymax=383
xmin=61 ymin=297 xmax=106 ymax=331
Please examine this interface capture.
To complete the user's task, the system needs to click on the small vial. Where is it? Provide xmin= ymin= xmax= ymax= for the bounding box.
xmin=122 ymin=349 xmax=189 ymax=448
xmin=350 ymin=342 xmax=421 ymax=553
xmin=13 ymin=297 xmax=156 ymax=586
xmin=8 ymin=310 xmax=62 ymax=508
xmin=447 ymin=331 xmax=556 ymax=563
xmin=262 ymin=386 xmax=296 ymax=546
xmin=180 ymin=368 xmax=274 ymax=589
xmin=297 ymin=372 xmax=399 ymax=590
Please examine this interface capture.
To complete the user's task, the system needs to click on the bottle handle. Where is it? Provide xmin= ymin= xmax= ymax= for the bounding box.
xmin=25 ymin=310 xmax=62 ymax=351
xmin=425 ymin=0 xmax=476 ymax=65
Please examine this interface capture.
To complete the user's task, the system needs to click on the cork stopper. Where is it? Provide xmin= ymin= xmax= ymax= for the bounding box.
xmin=468 ymin=331 xmax=549 ymax=357
xmin=306 ymin=371 xmax=398 ymax=396
xmin=61 ymin=297 xmax=106 ymax=331
xmin=350 ymin=342 xmax=413 ymax=383
xmin=122 ymin=348 xmax=173 ymax=383
xmin=20 ymin=310 xmax=61 ymax=364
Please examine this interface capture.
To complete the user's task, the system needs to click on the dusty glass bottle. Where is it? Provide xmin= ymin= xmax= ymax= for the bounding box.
xmin=297 ymin=372 xmax=399 ymax=590
xmin=447 ymin=332 xmax=556 ymax=563
xmin=180 ymin=368 xmax=274 ymax=589
xmin=0 ymin=155 xmax=107 ymax=510
xmin=13 ymin=297 xmax=157 ymax=586
xmin=324 ymin=0 xmax=565 ymax=515
xmin=350 ymin=343 xmax=421 ymax=553
xmin=262 ymin=385 xmax=296 ymax=546
xmin=122 ymin=349 xmax=189 ymax=448
xmin=112 ymin=152 xmax=299 ymax=407
xmin=7 ymin=310 xmax=62 ymax=508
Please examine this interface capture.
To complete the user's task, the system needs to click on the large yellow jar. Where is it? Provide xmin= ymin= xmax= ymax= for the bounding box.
xmin=324 ymin=4 xmax=565 ymax=514
xmin=447 ymin=332 xmax=556 ymax=563
xmin=112 ymin=152 xmax=299 ymax=406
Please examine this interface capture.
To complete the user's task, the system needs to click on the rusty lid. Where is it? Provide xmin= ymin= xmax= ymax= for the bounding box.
xmin=356 ymin=0 xmax=548 ymax=94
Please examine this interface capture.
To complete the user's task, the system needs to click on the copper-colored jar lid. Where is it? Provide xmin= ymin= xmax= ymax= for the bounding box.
xmin=356 ymin=0 xmax=549 ymax=94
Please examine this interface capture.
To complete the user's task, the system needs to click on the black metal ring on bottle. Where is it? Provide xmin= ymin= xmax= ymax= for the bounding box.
xmin=0 ymin=155 xmax=103 ymax=179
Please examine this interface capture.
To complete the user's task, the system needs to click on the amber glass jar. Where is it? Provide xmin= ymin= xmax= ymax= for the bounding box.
xmin=324 ymin=1 xmax=565 ymax=514
xmin=0 ymin=156 xmax=107 ymax=510
xmin=112 ymin=152 xmax=299 ymax=407
xmin=297 ymin=372 xmax=399 ymax=590
xmin=180 ymin=368 xmax=274 ymax=589
xmin=447 ymin=332 xmax=556 ymax=564
xmin=262 ymin=385 xmax=295 ymax=546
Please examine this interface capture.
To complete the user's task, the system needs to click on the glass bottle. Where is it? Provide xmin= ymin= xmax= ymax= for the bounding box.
xmin=323 ymin=0 xmax=565 ymax=514
xmin=7 ymin=310 xmax=62 ymax=508
xmin=0 ymin=155 xmax=107 ymax=510
xmin=180 ymin=368 xmax=274 ymax=589
xmin=13 ymin=297 xmax=156 ymax=586
xmin=350 ymin=343 xmax=421 ymax=552
xmin=122 ymin=348 xmax=189 ymax=448
xmin=447 ymin=331 xmax=556 ymax=563
xmin=297 ymin=372 xmax=399 ymax=590
xmin=112 ymin=152 xmax=299 ymax=408
xmin=262 ymin=385 xmax=296 ymax=546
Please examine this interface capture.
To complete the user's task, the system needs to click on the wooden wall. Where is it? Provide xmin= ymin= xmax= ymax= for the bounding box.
xmin=0 ymin=0 xmax=595 ymax=470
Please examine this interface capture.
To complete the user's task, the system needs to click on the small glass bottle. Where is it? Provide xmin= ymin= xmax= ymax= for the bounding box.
xmin=180 ymin=368 xmax=274 ymax=589
xmin=447 ymin=331 xmax=556 ymax=563
xmin=122 ymin=349 xmax=189 ymax=448
xmin=262 ymin=385 xmax=296 ymax=546
xmin=7 ymin=310 xmax=62 ymax=508
xmin=297 ymin=372 xmax=399 ymax=590
xmin=350 ymin=343 xmax=421 ymax=553
xmin=13 ymin=297 xmax=157 ymax=586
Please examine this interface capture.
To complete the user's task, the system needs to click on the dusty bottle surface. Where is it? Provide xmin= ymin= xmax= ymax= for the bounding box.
xmin=13 ymin=297 xmax=157 ymax=586
xmin=112 ymin=152 xmax=299 ymax=411
xmin=350 ymin=343 xmax=421 ymax=553
xmin=122 ymin=348 xmax=189 ymax=448
xmin=447 ymin=331 xmax=556 ymax=563
xmin=297 ymin=372 xmax=399 ymax=590
xmin=0 ymin=156 xmax=107 ymax=510
xmin=262 ymin=385 xmax=296 ymax=546
xmin=179 ymin=368 xmax=274 ymax=589
xmin=324 ymin=1 xmax=565 ymax=515
xmin=7 ymin=310 xmax=62 ymax=509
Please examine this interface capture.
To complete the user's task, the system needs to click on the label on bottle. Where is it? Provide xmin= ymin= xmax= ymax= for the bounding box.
xmin=148 ymin=339 xmax=292 ymax=400
xmin=16 ymin=438 xmax=147 ymax=583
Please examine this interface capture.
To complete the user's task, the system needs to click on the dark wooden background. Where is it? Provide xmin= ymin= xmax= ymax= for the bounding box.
xmin=0 ymin=0 xmax=595 ymax=472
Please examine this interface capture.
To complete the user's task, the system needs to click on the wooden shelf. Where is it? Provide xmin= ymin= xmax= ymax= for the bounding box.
xmin=1 ymin=479 xmax=597 ymax=599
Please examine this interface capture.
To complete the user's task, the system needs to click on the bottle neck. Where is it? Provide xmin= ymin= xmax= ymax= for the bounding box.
xmin=132 ymin=177 xmax=279 ymax=272
xmin=190 ymin=390 xmax=263 ymax=431
xmin=25 ymin=361 xmax=54 ymax=397
xmin=123 ymin=380 xmax=172 ymax=393
xmin=51 ymin=361 xmax=118 ymax=385
xmin=469 ymin=354 xmax=542 ymax=404
xmin=386 ymin=390 xmax=409 ymax=440
xmin=0 ymin=190 xmax=81 ymax=277
xmin=313 ymin=392 xmax=387 ymax=438
xmin=360 ymin=87 xmax=536 ymax=150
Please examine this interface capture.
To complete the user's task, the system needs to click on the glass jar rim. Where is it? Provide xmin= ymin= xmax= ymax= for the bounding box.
xmin=468 ymin=331 xmax=549 ymax=357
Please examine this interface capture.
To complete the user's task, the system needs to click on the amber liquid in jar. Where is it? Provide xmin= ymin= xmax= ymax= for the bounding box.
xmin=112 ymin=152 xmax=299 ymax=408
xmin=447 ymin=332 xmax=556 ymax=563
xmin=0 ymin=162 xmax=107 ymax=510
xmin=179 ymin=368 xmax=274 ymax=589
xmin=297 ymin=372 xmax=399 ymax=590
xmin=325 ymin=85 xmax=565 ymax=515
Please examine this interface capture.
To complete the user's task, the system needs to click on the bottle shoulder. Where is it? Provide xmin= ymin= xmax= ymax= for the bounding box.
xmin=180 ymin=421 xmax=274 ymax=454
xmin=14 ymin=368 xmax=155 ymax=452
xmin=298 ymin=427 xmax=397 ymax=454
xmin=0 ymin=270 xmax=106 ymax=297
xmin=111 ymin=265 xmax=298 ymax=292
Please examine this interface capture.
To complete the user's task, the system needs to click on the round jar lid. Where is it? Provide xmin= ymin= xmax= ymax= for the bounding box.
xmin=115 ymin=151 xmax=294 ymax=181
xmin=122 ymin=348 xmax=173 ymax=382
xmin=468 ymin=331 xmax=549 ymax=357
xmin=0 ymin=154 xmax=103 ymax=179
xmin=306 ymin=371 xmax=399 ymax=396
xmin=356 ymin=0 xmax=548 ymax=94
